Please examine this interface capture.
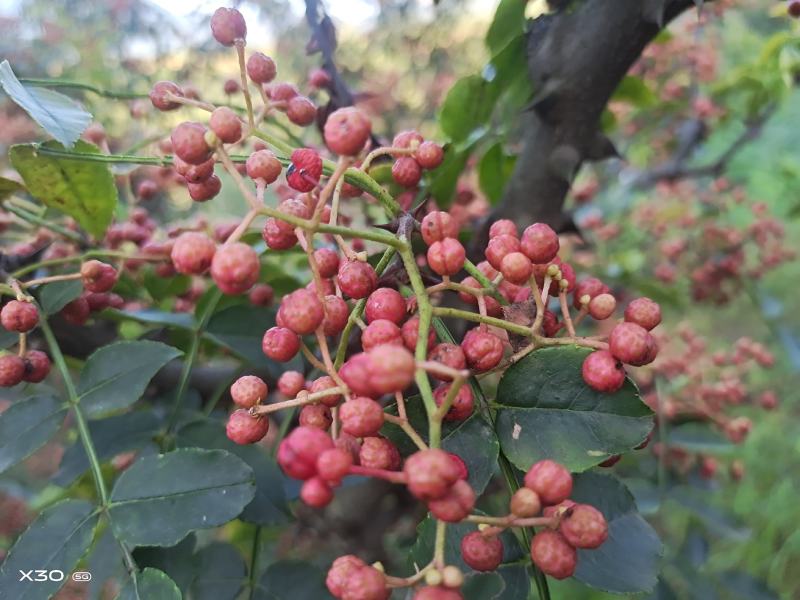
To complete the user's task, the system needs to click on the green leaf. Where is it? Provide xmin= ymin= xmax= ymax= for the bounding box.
xmin=571 ymin=472 xmax=663 ymax=594
xmin=0 ymin=329 xmax=17 ymax=350
xmin=478 ymin=142 xmax=516 ymax=205
xmin=116 ymin=568 xmax=181 ymax=600
xmin=463 ymin=573 xmax=505 ymax=598
xmin=190 ymin=543 xmax=247 ymax=600
xmin=666 ymin=422 xmax=735 ymax=455
xmin=0 ymin=500 xmax=99 ymax=600
xmin=85 ymin=526 xmax=127 ymax=600
xmin=439 ymin=75 xmax=498 ymax=144
xmin=494 ymin=346 xmax=653 ymax=472
xmin=0 ymin=61 xmax=92 ymax=147
xmin=77 ymin=340 xmax=182 ymax=417
xmin=612 ymin=76 xmax=657 ymax=107
xmin=0 ymin=394 xmax=67 ymax=474
xmin=54 ymin=411 xmax=161 ymax=486
xmin=486 ymin=0 xmax=526 ymax=55
xmin=108 ymin=448 xmax=255 ymax=547
xmin=38 ymin=279 xmax=83 ymax=315
xmin=111 ymin=309 xmax=195 ymax=330
xmin=254 ymin=560 xmax=333 ymax=600
xmin=143 ymin=271 xmax=192 ymax=303
xmin=10 ymin=140 xmax=117 ymax=238
xmin=429 ymin=146 xmax=470 ymax=207
xmin=0 ymin=175 xmax=24 ymax=200
xmin=134 ymin=534 xmax=197 ymax=591
xmin=177 ymin=419 xmax=290 ymax=526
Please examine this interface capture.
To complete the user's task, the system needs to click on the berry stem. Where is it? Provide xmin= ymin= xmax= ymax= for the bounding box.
xmin=235 ymin=41 xmax=256 ymax=133
xmin=17 ymin=333 xmax=26 ymax=357
xmin=300 ymin=343 xmax=329 ymax=373
xmin=433 ymin=519 xmax=447 ymax=568
xmin=20 ymin=272 xmax=83 ymax=288
xmin=250 ymin=387 xmax=343 ymax=415
xmin=384 ymin=414 xmax=428 ymax=451
xmin=349 ymin=465 xmax=408 ymax=484
xmin=1 ymin=200 xmax=85 ymax=244
xmin=163 ymin=92 xmax=216 ymax=112
xmin=431 ymin=306 xmax=533 ymax=337
xmin=431 ymin=375 xmax=467 ymax=423
xmin=10 ymin=250 xmax=166 ymax=279
xmin=216 ymin=144 xmax=261 ymax=211
xmin=559 ymin=290 xmax=577 ymax=337
xmin=360 ymin=145 xmax=415 ymax=172
xmin=224 ymin=208 xmax=259 ymax=246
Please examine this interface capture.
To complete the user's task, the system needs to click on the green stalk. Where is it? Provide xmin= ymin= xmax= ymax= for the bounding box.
xmin=2 ymin=201 xmax=85 ymax=244
xmin=18 ymin=78 xmax=147 ymax=100
xmin=432 ymin=306 xmax=532 ymax=337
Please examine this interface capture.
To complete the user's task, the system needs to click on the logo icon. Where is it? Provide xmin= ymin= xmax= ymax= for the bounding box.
xmin=72 ymin=571 xmax=92 ymax=582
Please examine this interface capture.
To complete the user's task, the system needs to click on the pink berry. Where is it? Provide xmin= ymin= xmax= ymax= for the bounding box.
xmin=80 ymin=260 xmax=118 ymax=294
xmin=433 ymin=383 xmax=474 ymax=421
xmin=269 ymin=82 xmax=299 ymax=102
xmin=262 ymin=326 xmax=300 ymax=362
xmin=339 ymin=353 xmax=377 ymax=398
xmin=226 ymin=409 xmax=268 ymax=445
xmin=322 ymin=295 xmax=349 ymax=337
xmin=392 ymin=157 xmax=422 ymax=187
xmin=287 ymin=148 xmax=322 ymax=192
xmin=401 ymin=316 xmax=435 ymax=352
xmin=582 ymin=350 xmax=626 ymax=393
xmin=500 ymin=252 xmax=532 ymax=284
xmin=327 ymin=556 xmax=366 ymax=598
xmin=246 ymin=52 xmax=277 ymax=83
xmin=420 ymin=211 xmax=458 ymax=246
xmin=171 ymin=232 xmax=216 ymax=275
xmin=262 ymin=219 xmax=297 ymax=250
xmin=338 ymin=261 xmax=377 ymax=299
xmin=361 ymin=320 xmax=403 ymax=351
xmin=300 ymin=477 xmax=334 ymax=508
xmin=413 ymin=586 xmax=463 ymax=600
xmin=510 ymin=488 xmax=542 ymax=518
xmin=249 ymin=283 xmax=274 ymax=306
xmin=340 ymin=397 xmax=384 ymax=437
xmin=210 ymin=7 xmax=246 ymax=46
xmin=366 ymin=344 xmax=416 ymax=395
xmin=223 ymin=78 xmax=239 ymax=95
xmin=588 ymin=293 xmax=616 ymax=320
xmin=608 ymin=322 xmax=654 ymax=366
xmin=530 ymin=530 xmax=576 ymax=580
xmin=624 ymin=297 xmax=662 ymax=331
xmin=277 ymin=426 xmax=334 ymax=480
xmin=308 ymin=68 xmax=332 ymax=89
xmin=317 ymin=447 xmax=353 ymax=484
xmin=171 ymin=122 xmax=212 ymax=165
xmin=211 ymin=242 xmax=259 ymax=295
xmin=324 ymin=107 xmax=372 ymax=156
xmin=559 ymin=503 xmax=608 ymax=549
xmin=1 ymin=300 xmax=39 ymax=333
xmin=573 ymin=277 xmax=609 ymax=309
xmin=61 ymin=297 xmax=90 ymax=326
xmin=415 ymin=141 xmax=444 ymax=170
xmin=359 ymin=436 xmax=401 ymax=470
xmin=489 ymin=219 xmax=518 ymax=238
xmin=521 ymin=223 xmax=559 ymax=264
xmin=246 ymin=149 xmax=282 ymax=183
xmin=299 ymin=404 xmax=333 ymax=430
xmin=231 ymin=375 xmax=268 ymax=408
xmin=22 ymin=350 xmax=51 ymax=383
xmin=277 ymin=371 xmax=305 ymax=397
xmin=428 ymin=343 xmax=466 ymax=380
xmin=287 ymin=96 xmax=317 ymax=127
xmin=428 ymin=479 xmax=475 ymax=522
xmin=404 ymin=449 xmax=461 ymax=501
xmin=340 ymin=565 xmax=388 ymax=600
xmin=461 ymin=329 xmax=504 ymax=372
xmin=314 ymin=248 xmax=340 ymax=279
xmin=461 ymin=531 xmax=504 ymax=572
xmin=427 ymin=238 xmax=465 ymax=276
xmin=485 ymin=234 xmax=520 ymax=271
xmin=174 ymin=156 xmax=215 ymax=184
xmin=149 ymin=81 xmax=183 ymax=111
xmin=310 ymin=376 xmax=343 ymax=408
xmin=188 ymin=174 xmax=222 ymax=202
xmin=0 ymin=354 xmax=25 ymax=387
xmin=209 ymin=107 xmax=242 ymax=144
xmin=524 ymin=459 xmax=572 ymax=505
xmin=365 ymin=288 xmax=406 ymax=324
xmin=392 ymin=130 xmax=423 ymax=153
xmin=280 ymin=288 xmax=325 ymax=335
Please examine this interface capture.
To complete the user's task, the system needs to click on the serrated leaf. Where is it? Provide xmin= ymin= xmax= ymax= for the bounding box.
xmin=177 ymin=419 xmax=290 ymax=526
xmin=190 ymin=543 xmax=247 ymax=600
xmin=495 ymin=346 xmax=653 ymax=472
xmin=253 ymin=560 xmax=333 ymax=600
xmin=134 ymin=534 xmax=197 ymax=591
xmin=486 ymin=0 xmax=526 ymax=55
xmin=478 ymin=142 xmax=517 ymax=205
xmin=85 ymin=526 xmax=127 ymax=600
xmin=570 ymin=472 xmax=663 ymax=593
xmin=0 ymin=500 xmax=99 ymax=600
xmin=0 ymin=394 xmax=67 ymax=474
xmin=108 ymin=448 xmax=255 ymax=547
xmin=0 ymin=62 xmax=92 ymax=147
xmin=116 ymin=568 xmax=181 ymax=600
xmin=38 ymin=279 xmax=84 ymax=315
xmin=10 ymin=140 xmax=117 ymax=238
xmin=0 ymin=175 xmax=24 ymax=200
xmin=77 ymin=340 xmax=182 ymax=417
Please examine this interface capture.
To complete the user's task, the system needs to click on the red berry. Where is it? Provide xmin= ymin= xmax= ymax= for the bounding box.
xmin=277 ymin=426 xmax=334 ymax=480
xmin=338 ymin=261 xmax=377 ymax=299
xmin=340 ymin=565 xmax=388 ymax=600
xmin=489 ymin=219 xmax=518 ymax=238
xmin=149 ymin=81 xmax=183 ymax=111
xmin=365 ymin=288 xmax=406 ymax=324
xmin=359 ymin=436 xmax=401 ymax=470
xmin=226 ymin=409 xmax=268 ymax=445
xmin=413 ymin=586 xmax=464 ymax=600
xmin=211 ymin=242 xmax=259 ymax=295
xmin=246 ymin=52 xmax=276 ymax=84
xmin=392 ymin=130 xmax=423 ymax=153
xmin=448 ymin=453 xmax=469 ymax=481
xmin=287 ymin=96 xmax=317 ymax=127
xmin=277 ymin=371 xmax=305 ymax=397
xmin=524 ymin=460 xmax=572 ymax=505
xmin=500 ymin=252 xmax=532 ymax=284
xmin=530 ymin=530 xmax=576 ymax=580
xmin=324 ymin=107 xmax=372 ymax=156
xmin=521 ymin=223 xmax=559 ymax=264
xmin=599 ymin=454 xmax=621 ymax=468
xmin=415 ymin=141 xmax=444 ymax=170
xmin=789 ymin=0 xmax=800 ymax=17
xmin=174 ymin=156 xmax=215 ymax=184
xmin=361 ymin=320 xmax=403 ymax=351
xmin=249 ymin=283 xmax=274 ymax=306
xmin=327 ymin=555 xmax=366 ymax=598
xmin=223 ymin=78 xmax=240 ymax=95
xmin=314 ymin=248 xmax=340 ymax=279
xmin=300 ymin=476 xmax=334 ymax=508
xmin=559 ymin=503 xmax=608 ymax=549
xmin=433 ymin=383 xmax=474 ymax=421
xmin=171 ymin=232 xmax=216 ymax=275
xmin=262 ymin=219 xmax=297 ymax=250
xmin=582 ymin=350 xmax=626 ymax=393
xmin=608 ymin=322 xmax=654 ymax=366
xmin=280 ymin=288 xmax=325 ymax=335
xmin=485 ymin=234 xmax=520 ymax=271
xmin=299 ymin=403 xmax=333 ymax=430
xmin=80 ymin=260 xmax=117 ymax=294
xmin=136 ymin=179 xmax=158 ymax=200
xmin=572 ymin=277 xmax=609 ymax=309
xmin=210 ymin=7 xmax=246 ymax=46
xmin=543 ymin=499 xmax=577 ymax=519
xmin=171 ymin=122 xmax=212 ymax=165
xmin=262 ymin=326 xmax=300 ymax=362
xmin=231 ymin=375 xmax=268 ymax=408
xmin=401 ymin=315 xmax=436 ymax=352
xmin=392 ymin=157 xmax=422 ymax=187
xmin=287 ymin=148 xmax=323 ymax=192
xmin=310 ymin=376 xmax=343 ymax=408
xmin=0 ymin=354 xmax=25 ymax=387
xmin=510 ymin=488 xmax=542 ymax=517
xmin=461 ymin=329 xmax=504 ymax=372
xmin=366 ymin=344 xmax=416 ymax=395
xmin=1 ymin=301 xmax=39 ymax=333
xmin=61 ymin=297 xmax=90 ymax=326
xmin=588 ymin=293 xmax=616 ymax=320
xmin=269 ymin=82 xmax=300 ymax=102
xmin=428 ymin=479 xmax=475 ymax=522
xmin=340 ymin=397 xmax=384 ymax=437
xmin=308 ymin=68 xmax=332 ymax=89
xmin=404 ymin=449 xmax=461 ymax=501
xmin=428 ymin=343 xmax=466 ymax=380
xmin=339 ymin=353 xmax=377 ymax=398
xmin=461 ymin=531 xmax=504 ymax=572
xmin=209 ymin=107 xmax=242 ymax=144
xmin=322 ymin=295 xmax=349 ymax=336
xmin=188 ymin=174 xmax=222 ymax=202
xmin=22 ymin=350 xmax=50 ymax=383
xmin=624 ymin=297 xmax=662 ymax=331
xmin=246 ymin=149 xmax=282 ymax=183
xmin=317 ymin=447 xmax=353 ymax=484
xmin=420 ymin=211 xmax=458 ymax=246
xmin=427 ymin=238 xmax=465 ymax=276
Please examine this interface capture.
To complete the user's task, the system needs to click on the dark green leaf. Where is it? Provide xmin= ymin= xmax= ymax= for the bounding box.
xmin=38 ymin=279 xmax=83 ymax=315
xmin=0 ymin=329 xmax=17 ymax=350
xmin=667 ymin=486 xmax=750 ymax=540
xmin=486 ymin=0 xmax=526 ymax=55
xmin=478 ymin=143 xmax=516 ymax=205
xmin=495 ymin=346 xmax=653 ymax=472
xmin=571 ymin=472 xmax=663 ymax=593
xmin=0 ymin=394 xmax=66 ymax=474
xmin=111 ymin=309 xmax=195 ymax=330
xmin=134 ymin=534 xmax=197 ymax=591
xmin=715 ymin=571 xmax=779 ymax=600
xmin=0 ymin=62 xmax=92 ymax=147
xmin=0 ymin=500 xmax=98 ymax=600
xmin=143 ymin=271 xmax=192 ymax=303
xmin=0 ymin=175 xmax=24 ymax=200
xmin=85 ymin=526 xmax=127 ymax=600
xmin=77 ymin=340 xmax=182 ymax=417
xmin=10 ymin=141 xmax=117 ymax=238
xmin=612 ymin=76 xmax=657 ymax=107
xmin=190 ymin=543 xmax=247 ymax=600
xmin=108 ymin=448 xmax=255 ymax=547
xmin=463 ymin=573 xmax=505 ymax=599
xmin=177 ymin=419 xmax=290 ymax=525
xmin=439 ymin=76 xmax=497 ymax=144
xmin=254 ymin=560 xmax=333 ymax=600
xmin=428 ymin=146 xmax=470 ymax=207
xmin=116 ymin=568 xmax=181 ymax=600
xmin=54 ymin=411 xmax=161 ymax=486
xmin=666 ymin=423 xmax=735 ymax=455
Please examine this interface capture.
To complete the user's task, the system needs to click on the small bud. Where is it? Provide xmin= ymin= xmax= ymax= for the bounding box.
xmin=441 ymin=566 xmax=463 ymax=588
xmin=424 ymin=569 xmax=443 ymax=587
